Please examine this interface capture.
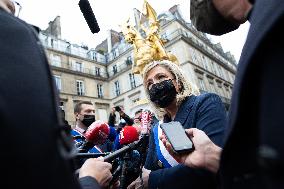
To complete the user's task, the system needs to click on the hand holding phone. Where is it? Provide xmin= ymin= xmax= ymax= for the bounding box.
xmin=160 ymin=121 xmax=194 ymax=153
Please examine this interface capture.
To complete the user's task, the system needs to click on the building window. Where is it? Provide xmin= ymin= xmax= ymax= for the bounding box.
xmin=161 ymin=33 xmax=168 ymax=41
xmin=113 ymin=65 xmax=118 ymax=75
xmin=76 ymin=80 xmax=85 ymax=96
xmin=53 ymin=75 xmax=62 ymax=91
xmin=74 ymin=62 xmax=83 ymax=72
xmin=209 ymin=81 xmax=215 ymax=93
xmin=218 ymin=65 xmax=224 ymax=78
xmin=95 ymin=67 xmax=101 ymax=76
xmin=198 ymin=78 xmax=206 ymax=91
xmin=133 ymin=98 xmax=140 ymax=103
xmin=202 ymin=55 xmax=208 ymax=70
xmin=50 ymin=54 xmax=61 ymax=67
xmin=126 ymin=56 xmax=132 ymax=66
xmin=114 ymin=81 xmax=120 ymax=96
xmin=214 ymin=63 xmax=221 ymax=77
xmin=59 ymin=101 xmax=65 ymax=110
xmin=97 ymin=84 xmax=103 ymax=98
xmin=129 ymin=73 xmax=136 ymax=89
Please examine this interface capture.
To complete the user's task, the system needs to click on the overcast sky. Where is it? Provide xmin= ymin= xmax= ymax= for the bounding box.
xmin=16 ymin=0 xmax=250 ymax=62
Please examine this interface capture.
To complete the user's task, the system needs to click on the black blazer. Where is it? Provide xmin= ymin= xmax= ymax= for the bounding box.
xmin=220 ymin=0 xmax=284 ymax=188
xmin=0 ymin=9 xmax=98 ymax=189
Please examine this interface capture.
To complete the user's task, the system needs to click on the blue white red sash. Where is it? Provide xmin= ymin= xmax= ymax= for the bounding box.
xmin=153 ymin=122 xmax=179 ymax=168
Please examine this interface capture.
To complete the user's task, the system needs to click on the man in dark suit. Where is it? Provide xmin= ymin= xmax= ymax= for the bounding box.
xmin=161 ymin=0 xmax=284 ymax=188
xmin=0 ymin=1 xmax=113 ymax=189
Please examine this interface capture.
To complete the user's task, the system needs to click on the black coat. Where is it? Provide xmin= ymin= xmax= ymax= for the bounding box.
xmin=220 ymin=0 xmax=284 ymax=188
xmin=0 ymin=9 xmax=100 ymax=189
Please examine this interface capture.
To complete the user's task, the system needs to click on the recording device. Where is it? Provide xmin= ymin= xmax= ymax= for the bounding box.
xmin=113 ymin=125 xmax=139 ymax=150
xmin=119 ymin=126 xmax=139 ymax=145
xmin=85 ymin=120 xmax=110 ymax=145
xmin=160 ymin=121 xmax=194 ymax=153
xmin=103 ymin=134 xmax=148 ymax=162
xmin=140 ymin=109 xmax=153 ymax=135
xmin=114 ymin=106 xmax=121 ymax=112
xmin=78 ymin=0 xmax=100 ymax=33
xmin=76 ymin=120 xmax=115 ymax=153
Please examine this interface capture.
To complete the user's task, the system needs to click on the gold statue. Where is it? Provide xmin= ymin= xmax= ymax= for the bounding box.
xmin=121 ymin=0 xmax=178 ymax=75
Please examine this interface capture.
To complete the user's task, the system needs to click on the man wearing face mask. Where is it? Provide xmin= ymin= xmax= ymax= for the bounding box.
xmin=71 ymin=101 xmax=102 ymax=153
xmin=190 ymin=0 xmax=252 ymax=35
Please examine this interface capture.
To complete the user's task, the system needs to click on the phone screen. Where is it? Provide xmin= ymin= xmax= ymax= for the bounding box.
xmin=161 ymin=121 xmax=194 ymax=153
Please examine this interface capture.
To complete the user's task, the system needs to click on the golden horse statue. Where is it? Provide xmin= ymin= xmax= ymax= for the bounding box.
xmin=121 ymin=20 xmax=178 ymax=74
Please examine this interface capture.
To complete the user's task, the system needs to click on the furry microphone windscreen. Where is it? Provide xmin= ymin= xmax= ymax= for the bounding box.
xmin=78 ymin=0 xmax=100 ymax=33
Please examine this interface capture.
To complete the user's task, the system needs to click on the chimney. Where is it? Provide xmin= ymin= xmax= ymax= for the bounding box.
xmin=44 ymin=16 xmax=62 ymax=38
xmin=107 ymin=29 xmax=112 ymax=53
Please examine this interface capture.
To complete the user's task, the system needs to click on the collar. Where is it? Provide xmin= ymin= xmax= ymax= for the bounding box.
xmin=74 ymin=125 xmax=86 ymax=134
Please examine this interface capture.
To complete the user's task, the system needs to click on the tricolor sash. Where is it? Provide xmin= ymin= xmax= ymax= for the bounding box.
xmin=153 ymin=122 xmax=179 ymax=168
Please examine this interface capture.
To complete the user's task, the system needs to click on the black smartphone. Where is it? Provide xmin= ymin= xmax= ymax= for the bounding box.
xmin=160 ymin=121 xmax=194 ymax=153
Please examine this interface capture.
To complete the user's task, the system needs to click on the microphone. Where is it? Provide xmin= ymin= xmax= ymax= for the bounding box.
xmin=113 ymin=125 xmax=139 ymax=150
xmin=85 ymin=120 xmax=110 ymax=145
xmin=119 ymin=126 xmax=139 ymax=145
xmin=76 ymin=120 xmax=112 ymax=153
xmin=140 ymin=109 xmax=153 ymax=135
xmin=104 ymin=134 xmax=148 ymax=162
xmin=78 ymin=0 xmax=100 ymax=33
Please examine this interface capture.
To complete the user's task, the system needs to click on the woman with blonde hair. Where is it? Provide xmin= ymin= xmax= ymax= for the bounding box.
xmin=128 ymin=60 xmax=227 ymax=189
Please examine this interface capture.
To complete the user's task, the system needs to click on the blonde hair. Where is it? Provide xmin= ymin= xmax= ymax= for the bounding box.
xmin=142 ymin=60 xmax=200 ymax=119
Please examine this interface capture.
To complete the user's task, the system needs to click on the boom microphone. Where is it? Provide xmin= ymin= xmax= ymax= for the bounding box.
xmin=78 ymin=0 xmax=100 ymax=33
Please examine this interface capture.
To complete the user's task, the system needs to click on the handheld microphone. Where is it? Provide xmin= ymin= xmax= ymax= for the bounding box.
xmin=113 ymin=125 xmax=139 ymax=150
xmin=141 ymin=109 xmax=153 ymax=135
xmin=85 ymin=120 xmax=110 ymax=145
xmin=76 ymin=120 xmax=111 ymax=153
xmin=78 ymin=0 xmax=100 ymax=33
xmin=119 ymin=126 xmax=139 ymax=145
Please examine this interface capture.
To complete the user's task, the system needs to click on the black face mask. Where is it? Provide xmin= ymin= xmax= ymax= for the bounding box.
xmin=190 ymin=0 xmax=240 ymax=35
xmin=149 ymin=80 xmax=177 ymax=108
xmin=81 ymin=114 xmax=96 ymax=127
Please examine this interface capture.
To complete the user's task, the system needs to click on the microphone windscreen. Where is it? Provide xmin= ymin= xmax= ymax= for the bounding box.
xmin=141 ymin=110 xmax=153 ymax=134
xmin=78 ymin=0 xmax=100 ymax=33
xmin=85 ymin=120 xmax=110 ymax=145
xmin=119 ymin=126 xmax=139 ymax=145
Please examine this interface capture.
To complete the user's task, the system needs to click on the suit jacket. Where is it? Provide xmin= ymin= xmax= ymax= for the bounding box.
xmin=145 ymin=93 xmax=227 ymax=189
xmin=220 ymin=0 xmax=284 ymax=188
xmin=0 ymin=9 xmax=99 ymax=189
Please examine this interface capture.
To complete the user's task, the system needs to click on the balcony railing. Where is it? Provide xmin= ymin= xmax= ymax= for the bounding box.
xmin=39 ymin=33 xmax=107 ymax=64
xmin=48 ymin=59 xmax=108 ymax=78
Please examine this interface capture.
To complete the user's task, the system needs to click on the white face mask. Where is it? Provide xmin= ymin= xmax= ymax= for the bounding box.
xmin=190 ymin=0 xmax=240 ymax=35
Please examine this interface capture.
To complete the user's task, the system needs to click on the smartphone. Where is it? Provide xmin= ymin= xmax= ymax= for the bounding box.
xmin=160 ymin=121 xmax=194 ymax=153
